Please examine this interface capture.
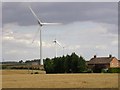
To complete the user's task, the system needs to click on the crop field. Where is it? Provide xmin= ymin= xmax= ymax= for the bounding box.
xmin=1 ymin=70 xmax=119 ymax=88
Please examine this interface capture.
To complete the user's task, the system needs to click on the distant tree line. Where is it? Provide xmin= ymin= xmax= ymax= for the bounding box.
xmin=44 ymin=53 xmax=87 ymax=73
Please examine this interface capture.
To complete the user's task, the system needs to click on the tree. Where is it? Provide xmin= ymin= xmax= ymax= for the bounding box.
xmin=44 ymin=58 xmax=54 ymax=73
xmin=19 ymin=60 xmax=23 ymax=63
xmin=78 ymin=56 xmax=86 ymax=72
xmin=70 ymin=53 xmax=79 ymax=73
xmin=43 ymin=53 xmax=87 ymax=73
xmin=64 ymin=54 xmax=71 ymax=73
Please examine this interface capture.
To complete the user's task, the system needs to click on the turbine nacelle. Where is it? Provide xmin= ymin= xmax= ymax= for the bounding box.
xmin=53 ymin=40 xmax=57 ymax=43
xmin=53 ymin=39 xmax=61 ymax=46
xmin=37 ymin=21 xmax=43 ymax=26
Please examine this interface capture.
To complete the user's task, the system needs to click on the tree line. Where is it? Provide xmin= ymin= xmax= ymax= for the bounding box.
xmin=44 ymin=53 xmax=87 ymax=73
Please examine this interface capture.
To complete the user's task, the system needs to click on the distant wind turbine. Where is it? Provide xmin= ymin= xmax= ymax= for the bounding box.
xmin=53 ymin=38 xmax=64 ymax=57
xmin=29 ymin=6 xmax=61 ymax=65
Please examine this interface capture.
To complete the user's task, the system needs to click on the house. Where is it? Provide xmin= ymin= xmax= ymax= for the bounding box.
xmin=87 ymin=55 xmax=119 ymax=72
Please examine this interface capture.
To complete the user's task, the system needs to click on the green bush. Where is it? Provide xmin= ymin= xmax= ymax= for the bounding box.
xmin=2 ymin=65 xmax=7 ymax=69
xmin=83 ymin=69 xmax=92 ymax=73
xmin=108 ymin=68 xmax=120 ymax=73
xmin=101 ymin=69 xmax=108 ymax=73
xmin=87 ymin=70 xmax=92 ymax=73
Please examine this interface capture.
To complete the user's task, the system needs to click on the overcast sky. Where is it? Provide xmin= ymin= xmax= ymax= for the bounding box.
xmin=2 ymin=2 xmax=118 ymax=62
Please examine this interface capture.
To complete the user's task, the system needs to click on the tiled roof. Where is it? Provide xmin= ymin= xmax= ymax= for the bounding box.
xmin=87 ymin=57 xmax=115 ymax=64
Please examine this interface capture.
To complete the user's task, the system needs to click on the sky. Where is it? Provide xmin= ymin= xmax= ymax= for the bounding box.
xmin=1 ymin=2 xmax=118 ymax=62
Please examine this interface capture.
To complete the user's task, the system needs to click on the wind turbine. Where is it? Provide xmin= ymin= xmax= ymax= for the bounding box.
xmin=53 ymin=38 xmax=64 ymax=57
xmin=29 ymin=6 xmax=61 ymax=65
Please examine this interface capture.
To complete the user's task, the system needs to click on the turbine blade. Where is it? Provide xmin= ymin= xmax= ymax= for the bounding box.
xmin=32 ymin=27 xmax=40 ymax=44
xmin=42 ymin=23 xmax=62 ymax=25
xmin=56 ymin=40 xmax=62 ymax=47
xmin=28 ymin=6 xmax=42 ymax=24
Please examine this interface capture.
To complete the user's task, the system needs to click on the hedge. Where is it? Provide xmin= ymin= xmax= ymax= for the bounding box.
xmin=108 ymin=68 xmax=120 ymax=73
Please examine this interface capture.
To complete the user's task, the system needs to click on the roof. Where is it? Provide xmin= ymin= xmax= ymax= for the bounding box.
xmin=87 ymin=57 xmax=115 ymax=64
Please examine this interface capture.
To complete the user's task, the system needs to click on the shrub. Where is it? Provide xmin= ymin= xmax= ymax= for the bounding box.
xmin=2 ymin=65 xmax=7 ymax=69
xmin=101 ymin=69 xmax=108 ymax=73
xmin=86 ymin=69 xmax=93 ymax=73
xmin=108 ymin=68 xmax=120 ymax=73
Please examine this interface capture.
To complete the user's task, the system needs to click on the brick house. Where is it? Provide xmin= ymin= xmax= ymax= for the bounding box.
xmin=87 ymin=55 xmax=119 ymax=72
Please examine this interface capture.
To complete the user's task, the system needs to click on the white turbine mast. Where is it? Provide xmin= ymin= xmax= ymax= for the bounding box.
xmin=53 ymin=38 xmax=64 ymax=57
xmin=29 ymin=6 xmax=61 ymax=65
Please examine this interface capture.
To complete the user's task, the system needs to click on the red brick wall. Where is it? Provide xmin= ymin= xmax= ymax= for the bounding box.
xmin=110 ymin=58 xmax=119 ymax=68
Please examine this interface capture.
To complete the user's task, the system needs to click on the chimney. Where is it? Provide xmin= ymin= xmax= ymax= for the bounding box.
xmin=94 ymin=55 xmax=97 ymax=58
xmin=109 ymin=54 xmax=112 ymax=58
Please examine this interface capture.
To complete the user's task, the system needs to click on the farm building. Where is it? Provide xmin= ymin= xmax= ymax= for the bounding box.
xmin=87 ymin=55 xmax=120 ymax=72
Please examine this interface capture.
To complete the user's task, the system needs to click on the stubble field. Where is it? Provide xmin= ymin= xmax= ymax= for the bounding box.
xmin=1 ymin=70 xmax=119 ymax=88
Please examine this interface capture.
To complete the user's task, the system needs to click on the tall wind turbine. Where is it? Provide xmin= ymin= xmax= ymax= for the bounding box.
xmin=53 ymin=38 xmax=64 ymax=57
xmin=29 ymin=6 xmax=61 ymax=65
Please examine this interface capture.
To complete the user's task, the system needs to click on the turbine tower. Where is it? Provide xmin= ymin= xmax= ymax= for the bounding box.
xmin=29 ymin=6 xmax=61 ymax=65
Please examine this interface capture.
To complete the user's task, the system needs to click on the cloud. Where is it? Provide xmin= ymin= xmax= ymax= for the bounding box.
xmin=3 ymin=20 xmax=118 ymax=61
xmin=95 ymin=45 xmax=107 ymax=50
xmin=67 ymin=45 xmax=81 ymax=50
xmin=2 ymin=23 xmax=54 ymax=48
xmin=2 ymin=2 xmax=118 ymax=26
xmin=2 ymin=2 xmax=118 ymax=61
xmin=111 ymin=40 xmax=118 ymax=46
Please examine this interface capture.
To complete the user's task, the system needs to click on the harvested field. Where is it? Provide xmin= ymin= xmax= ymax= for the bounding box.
xmin=1 ymin=70 xmax=119 ymax=88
